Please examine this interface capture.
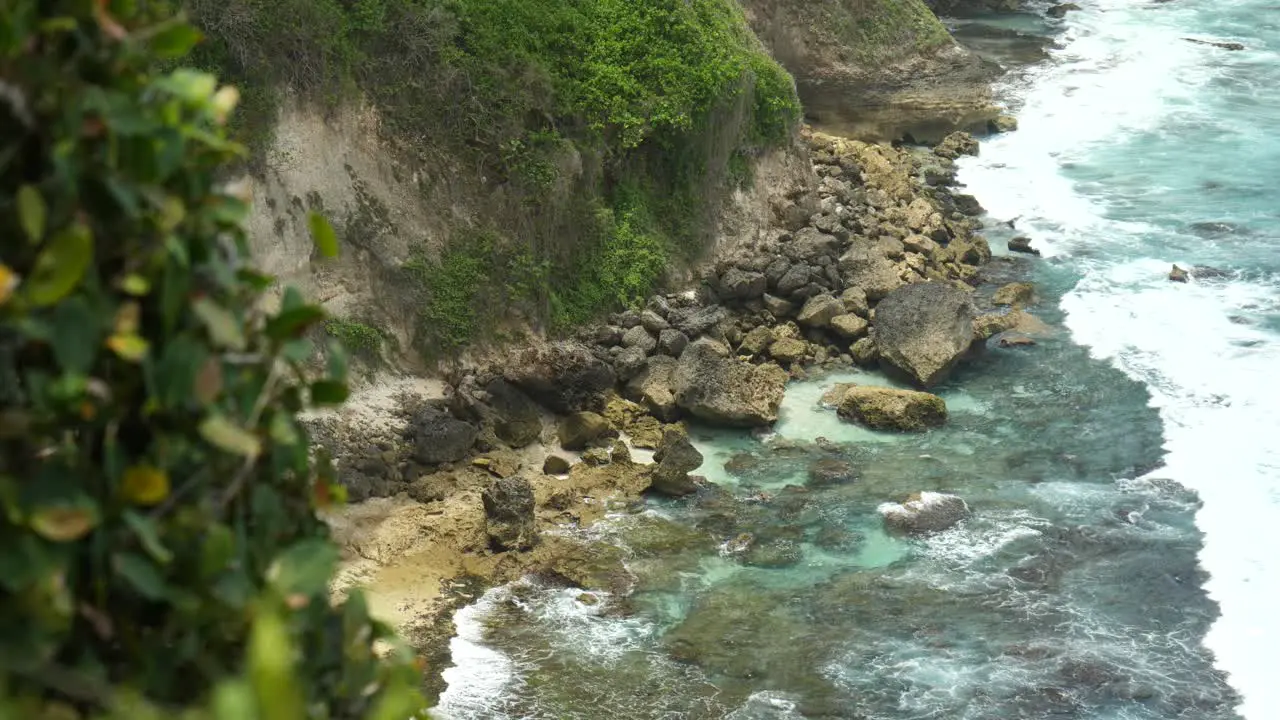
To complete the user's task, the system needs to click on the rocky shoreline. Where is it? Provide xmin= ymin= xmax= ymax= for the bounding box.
xmin=314 ymin=126 xmax=1049 ymax=702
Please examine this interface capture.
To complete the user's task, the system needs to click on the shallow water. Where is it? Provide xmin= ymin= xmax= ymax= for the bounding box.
xmin=434 ymin=1 xmax=1279 ymax=717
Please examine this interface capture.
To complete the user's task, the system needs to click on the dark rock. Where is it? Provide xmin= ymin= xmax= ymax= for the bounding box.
xmin=593 ymin=325 xmax=623 ymax=347
xmin=873 ymin=283 xmax=977 ymax=387
xmin=880 ymin=492 xmax=970 ymax=534
xmin=483 ymin=379 xmax=543 ymax=449
xmin=790 ymin=227 xmax=840 ymax=261
xmin=850 ymin=337 xmax=879 ymax=367
xmin=651 ymin=427 xmax=704 ymax=496
xmin=807 ymin=457 xmax=858 ymax=487
xmin=998 ymin=333 xmax=1037 ymax=348
xmin=1008 ymin=236 xmax=1041 ymax=256
xmin=622 ymin=325 xmax=657 ymax=353
xmin=482 ymin=476 xmax=537 ymax=550
xmin=657 ymin=328 xmax=690 ymax=357
xmin=670 ymin=305 xmax=728 ymax=338
xmin=613 ymin=346 xmax=649 ymax=381
xmin=615 ymin=309 xmax=642 ymax=328
xmin=762 ymin=293 xmax=795 ymax=318
xmin=506 ymin=342 xmax=616 ymax=413
xmin=410 ymin=407 xmax=477 ymax=464
xmin=776 ymin=264 xmax=812 ymax=296
xmin=1047 ymin=2 xmax=1081 ymax=18
xmin=1169 ymin=264 xmax=1189 ymax=283
xmin=640 ymin=309 xmax=670 ymax=333
xmin=1184 ymin=37 xmax=1245 ymax=51
xmin=719 ymin=267 xmax=768 ymax=300
xmin=542 ymin=455 xmax=572 ymax=475
xmin=764 ymin=257 xmax=792 ymax=288
xmin=813 ymin=526 xmax=864 ymax=552
xmin=557 ymin=411 xmax=616 ymax=450
xmin=743 ymin=539 xmax=803 ymax=568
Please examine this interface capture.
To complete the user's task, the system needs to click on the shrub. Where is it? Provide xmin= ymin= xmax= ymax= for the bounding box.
xmin=0 ymin=3 xmax=423 ymax=718
xmin=325 ymin=320 xmax=385 ymax=362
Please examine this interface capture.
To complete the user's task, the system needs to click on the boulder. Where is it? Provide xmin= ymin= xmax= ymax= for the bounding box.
xmin=1169 ymin=264 xmax=1189 ymax=283
xmin=762 ymin=293 xmax=795 ymax=318
xmin=769 ymin=338 xmax=807 ymax=365
xmin=789 ymin=227 xmax=840 ymax=261
xmin=625 ymin=415 xmax=665 ymax=449
xmin=640 ymin=309 xmax=670 ymax=333
xmin=902 ymin=234 xmax=939 ymax=257
xmin=989 ymin=114 xmax=1018 ymax=133
xmin=625 ymin=355 xmax=679 ymax=421
xmin=797 ymin=293 xmax=844 ymax=328
xmin=830 ymin=313 xmax=869 ymax=340
xmin=593 ymin=325 xmax=623 ymax=347
xmin=838 ymin=246 xmax=904 ymax=301
xmin=934 ymin=132 xmax=979 ymax=160
xmin=879 ymin=492 xmax=970 ymax=534
xmin=1008 ymin=236 xmax=1041 ymax=256
xmin=850 ymin=337 xmax=879 ymax=367
xmin=581 ymin=447 xmax=612 ymax=466
xmin=622 ymin=325 xmax=657 ymax=353
xmin=973 ymin=310 xmax=1023 ymax=341
xmin=739 ymin=325 xmax=775 ymax=357
xmin=557 ymin=411 xmax=616 ymax=450
xmin=613 ymin=346 xmax=649 ymax=381
xmin=827 ymin=384 xmax=947 ymax=432
xmin=482 ymin=476 xmax=538 ymax=550
xmin=506 ymin=342 xmax=616 ymax=413
xmin=992 ymin=282 xmax=1036 ymax=307
xmin=807 ymin=457 xmax=858 ymax=487
xmin=873 ymin=282 xmax=977 ymax=387
xmin=651 ymin=427 xmax=704 ymax=496
xmin=776 ymin=264 xmax=811 ymax=296
xmin=719 ymin=267 xmax=768 ymax=300
xmin=483 ymin=379 xmax=543 ymax=448
xmin=409 ymin=407 xmax=478 ymax=465
xmin=672 ymin=339 xmax=788 ymax=427
xmin=839 ymin=286 xmax=870 ymax=317
xmin=657 ymin=328 xmax=690 ymax=357
xmin=670 ymin=305 xmax=729 ymax=338
xmin=542 ymin=455 xmax=572 ymax=475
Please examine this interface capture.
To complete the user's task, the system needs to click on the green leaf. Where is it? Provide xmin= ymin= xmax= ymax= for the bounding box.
xmin=212 ymin=681 xmax=257 ymax=720
xmin=249 ymin=609 xmax=305 ymax=720
xmin=201 ymin=524 xmax=236 ymax=580
xmin=149 ymin=22 xmax=202 ymax=59
xmin=17 ymin=184 xmax=46 ymax=243
xmin=114 ymin=553 xmax=168 ymax=600
xmin=120 ymin=273 xmax=150 ymax=295
xmin=281 ymin=338 xmax=315 ymax=363
xmin=30 ymin=505 xmax=98 ymax=542
xmin=269 ymin=413 xmax=300 ymax=446
xmin=265 ymin=306 xmax=325 ymax=341
xmin=307 ymin=212 xmax=339 ymax=258
xmin=49 ymin=297 xmax=101 ymax=374
xmin=193 ymin=297 xmax=246 ymax=350
xmin=309 ymin=380 xmax=348 ymax=406
xmin=25 ymin=223 xmax=92 ymax=307
xmin=154 ymin=68 xmax=217 ymax=103
xmin=199 ymin=415 xmax=262 ymax=458
xmin=267 ymin=539 xmax=338 ymax=597
xmin=123 ymin=510 xmax=173 ymax=565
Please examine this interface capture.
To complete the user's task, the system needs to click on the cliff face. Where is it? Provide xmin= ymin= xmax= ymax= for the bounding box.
xmin=740 ymin=0 xmax=1001 ymax=142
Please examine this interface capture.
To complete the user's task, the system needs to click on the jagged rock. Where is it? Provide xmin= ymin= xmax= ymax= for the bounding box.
xmin=1169 ymin=264 xmax=1189 ymax=283
xmin=1183 ymin=38 xmax=1244 ymax=51
xmin=797 ymin=293 xmax=844 ymax=328
xmin=764 ymin=257 xmax=792 ymax=288
xmin=1047 ymin=2 xmax=1081 ymax=18
xmin=992 ymin=282 xmax=1036 ymax=307
xmin=625 ymin=355 xmax=679 ymax=421
xmin=769 ymin=338 xmax=807 ymax=365
xmin=613 ymin=346 xmax=649 ymax=381
xmin=790 ymin=227 xmax=840 ymax=261
xmin=406 ymin=473 xmax=453 ymax=504
xmin=670 ymin=305 xmax=728 ymax=337
xmin=593 ymin=325 xmax=623 ymax=347
xmin=640 ymin=309 xmax=670 ymax=333
xmin=902 ymin=234 xmax=939 ymax=257
xmin=874 ymin=282 xmax=977 ymax=387
xmin=609 ymin=438 xmax=632 ymax=464
xmin=947 ymin=234 xmax=992 ymax=264
xmin=839 ymin=286 xmax=870 ymax=317
xmin=830 ymin=313 xmax=869 ymax=340
xmin=825 ymin=384 xmax=947 ymax=431
xmin=719 ymin=267 xmax=768 ymax=300
xmin=672 ymin=339 xmax=788 ymax=427
xmin=615 ymin=309 xmax=642 ymax=328
xmin=850 ymin=337 xmax=879 ymax=367
xmin=838 ymin=245 xmax=904 ymax=301
xmin=581 ymin=447 xmax=612 ymax=466
xmin=990 ymin=114 xmax=1018 ymax=133
xmin=1008 ymin=236 xmax=1041 ymax=256
xmin=973 ymin=310 xmax=1024 ymax=341
xmin=506 ymin=342 xmax=616 ymax=413
xmin=807 ymin=457 xmax=859 ymax=487
xmin=622 ymin=325 xmax=657 ymax=353
xmin=410 ymin=407 xmax=477 ymax=465
xmin=657 ymin=328 xmax=690 ymax=357
xmin=482 ymin=476 xmax=537 ymax=550
xmin=879 ymin=492 xmax=970 ymax=534
xmin=557 ymin=411 xmax=616 ymax=450
xmin=934 ymin=131 xmax=979 ymax=160
xmin=625 ymin=415 xmax=665 ymax=449
xmin=646 ymin=295 xmax=671 ymax=317
xmin=762 ymin=293 xmax=795 ymax=318
xmin=651 ymin=427 xmax=704 ymax=496
xmin=776 ymin=264 xmax=811 ymax=296
xmin=542 ymin=455 xmax=572 ymax=475
xmin=739 ymin=325 xmax=775 ymax=357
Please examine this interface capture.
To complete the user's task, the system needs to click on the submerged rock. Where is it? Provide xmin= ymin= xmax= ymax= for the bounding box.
xmin=1008 ymin=236 xmax=1041 ymax=256
xmin=672 ymin=339 xmax=788 ymax=427
xmin=873 ymin=282 xmax=977 ymax=387
xmin=879 ymin=491 xmax=970 ymax=534
xmin=826 ymin=384 xmax=948 ymax=431
xmin=807 ymin=457 xmax=859 ymax=486
xmin=992 ymin=281 xmax=1036 ymax=307
xmin=482 ymin=476 xmax=538 ymax=550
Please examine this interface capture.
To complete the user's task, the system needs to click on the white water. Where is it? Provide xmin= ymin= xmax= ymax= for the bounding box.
xmin=959 ymin=2 xmax=1280 ymax=716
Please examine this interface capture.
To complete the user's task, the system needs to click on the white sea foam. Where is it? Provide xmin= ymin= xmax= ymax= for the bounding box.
xmin=959 ymin=2 xmax=1280 ymax=716
xmin=433 ymin=588 xmax=520 ymax=719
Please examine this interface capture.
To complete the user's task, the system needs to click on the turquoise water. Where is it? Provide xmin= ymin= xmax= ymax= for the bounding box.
xmin=435 ymin=2 xmax=1280 ymax=717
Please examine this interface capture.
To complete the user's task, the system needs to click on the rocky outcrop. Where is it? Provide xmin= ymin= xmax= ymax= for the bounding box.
xmin=410 ymin=406 xmax=478 ymax=465
xmin=874 ymin=283 xmax=977 ymax=387
xmin=672 ymin=339 xmax=789 ymax=427
xmin=651 ymin=427 xmax=705 ymax=496
xmin=823 ymin=384 xmax=948 ymax=431
xmin=625 ymin=356 xmax=680 ymax=421
xmin=482 ymin=476 xmax=538 ymax=550
xmin=879 ymin=491 xmax=970 ymax=533
xmin=505 ymin=342 xmax=616 ymax=413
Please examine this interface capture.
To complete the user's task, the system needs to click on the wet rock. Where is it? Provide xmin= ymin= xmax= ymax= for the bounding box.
xmin=651 ymin=426 xmax=704 ymax=496
xmin=830 ymin=313 xmax=869 ymax=340
xmin=743 ymin=538 xmax=803 ymax=568
xmin=640 ymin=309 xmax=670 ymax=334
xmin=1169 ymin=264 xmax=1189 ymax=283
xmin=874 ymin=282 xmax=977 ymax=387
xmin=622 ymin=325 xmax=657 ymax=353
xmin=934 ymin=131 xmax=979 ymax=160
xmin=657 ymin=328 xmax=690 ymax=357
xmin=973 ymin=310 xmax=1026 ymax=341
xmin=625 ymin=355 xmax=679 ymax=421
xmin=739 ymin=325 xmax=775 ymax=357
xmin=719 ymin=267 xmax=768 ymax=300
xmin=410 ymin=407 xmax=478 ymax=465
xmin=1184 ymin=37 xmax=1245 ymax=51
xmin=998 ymin=333 xmax=1037 ymax=348
xmin=542 ymin=455 xmax=572 ymax=475
xmin=482 ymin=476 xmax=537 ymax=550
xmin=797 ymin=293 xmax=844 ymax=328
xmin=850 ymin=337 xmax=879 ymax=367
xmin=992 ymin=281 xmax=1036 ymax=307
xmin=672 ymin=339 xmax=788 ymax=427
xmin=1047 ymin=2 xmax=1081 ymax=18
xmin=807 ymin=457 xmax=859 ymax=487
xmin=826 ymin=384 xmax=948 ymax=431
xmin=838 ymin=245 xmax=904 ymax=301
xmin=1008 ymin=236 xmax=1041 ymax=256
xmin=557 ymin=411 xmax=616 ymax=450
xmin=989 ymin=114 xmax=1019 ymax=133
xmin=769 ymin=337 xmax=808 ymax=365
xmin=762 ymin=293 xmax=795 ymax=318
xmin=813 ymin=526 xmax=864 ymax=553
xmin=879 ymin=491 xmax=970 ymax=534
xmin=506 ymin=342 xmax=616 ymax=413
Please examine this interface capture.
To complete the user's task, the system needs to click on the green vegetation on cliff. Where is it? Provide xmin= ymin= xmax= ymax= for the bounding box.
xmin=0 ymin=3 xmax=422 ymax=716
xmin=185 ymin=0 xmax=801 ymax=352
